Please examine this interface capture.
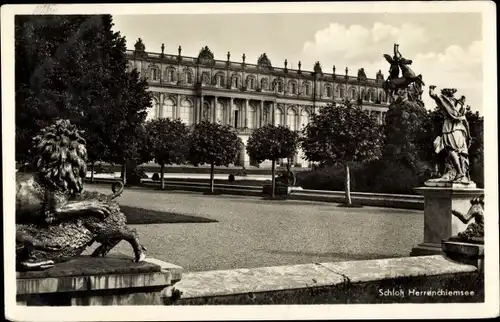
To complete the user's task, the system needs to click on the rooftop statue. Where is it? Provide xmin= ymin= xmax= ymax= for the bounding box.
xmin=16 ymin=119 xmax=146 ymax=271
xmin=382 ymin=44 xmax=424 ymax=102
xmin=197 ymin=46 xmax=214 ymax=64
xmin=134 ymin=38 xmax=145 ymax=52
xmin=257 ymin=53 xmax=273 ymax=69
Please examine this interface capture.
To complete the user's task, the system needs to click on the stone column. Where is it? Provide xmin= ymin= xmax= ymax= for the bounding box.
xmin=159 ymin=93 xmax=164 ymax=118
xmin=229 ymin=98 xmax=234 ymax=127
xmin=259 ymin=101 xmax=264 ymax=127
xmin=225 ymin=98 xmax=231 ymax=126
xmin=271 ymin=102 xmax=276 ymax=125
xmin=214 ymin=96 xmax=218 ymax=123
xmin=244 ymin=99 xmax=249 ymax=128
xmin=255 ymin=103 xmax=260 ymax=128
xmin=199 ymin=95 xmax=205 ymax=124
xmin=176 ymin=94 xmax=181 ymax=119
xmin=283 ymin=104 xmax=287 ymax=127
xmin=296 ymin=109 xmax=300 ymax=131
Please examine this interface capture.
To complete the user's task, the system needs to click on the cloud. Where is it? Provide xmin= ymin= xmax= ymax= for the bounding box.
xmin=303 ymin=22 xmax=429 ymax=62
xmin=301 ymin=22 xmax=483 ymax=113
xmin=413 ymin=41 xmax=483 ymax=112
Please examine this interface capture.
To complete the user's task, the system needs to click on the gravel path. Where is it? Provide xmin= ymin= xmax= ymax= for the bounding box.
xmin=83 ymin=184 xmax=423 ymax=272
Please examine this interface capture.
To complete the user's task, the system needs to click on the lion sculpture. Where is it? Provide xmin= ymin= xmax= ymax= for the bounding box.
xmin=16 ymin=119 xmax=146 ymax=271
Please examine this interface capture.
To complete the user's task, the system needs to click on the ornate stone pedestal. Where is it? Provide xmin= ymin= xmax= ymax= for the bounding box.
xmin=16 ymin=255 xmax=182 ymax=306
xmin=410 ymin=185 xmax=484 ymax=256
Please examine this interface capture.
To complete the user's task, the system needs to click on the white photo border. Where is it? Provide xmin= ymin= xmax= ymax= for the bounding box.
xmin=2 ymin=1 xmax=498 ymax=320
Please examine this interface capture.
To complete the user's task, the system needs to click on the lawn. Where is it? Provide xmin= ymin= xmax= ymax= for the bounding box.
xmin=120 ymin=205 xmax=218 ymax=225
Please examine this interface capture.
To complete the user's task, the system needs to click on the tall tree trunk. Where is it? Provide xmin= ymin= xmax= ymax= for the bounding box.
xmin=90 ymin=161 xmax=95 ymax=183
xmin=271 ymin=159 xmax=276 ymax=199
xmin=121 ymin=162 xmax=127 ymax=186
xmin=210 ymin=163 xmax=215 ymax=194
xmin=160 ymin=163 xmax=165 ymax=189
xmin=345 ymin=163 xmax=352 ymax=205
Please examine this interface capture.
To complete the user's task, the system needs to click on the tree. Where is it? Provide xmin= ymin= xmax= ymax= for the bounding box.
xmin=103 ymin=68 xmax=152 ymax=185
xmin=246 ymin=124 xmax=299 ymax=198
xmin=383 ymin=99 xmax=429 ymax=170
xmin=145 ymin=118 xmax=190 ymax=189
xmin=15 ymin=15 xmax=152 ymax=180
xmin=187 ymin=121 xmax=241 ymax=194
xmin=465 ymin=107 xmax=484 ymax=187
xmin=301 ymin=102 xmax=383 ymax=205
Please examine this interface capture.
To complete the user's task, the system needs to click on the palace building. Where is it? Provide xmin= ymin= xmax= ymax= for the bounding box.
xmin=126 ymin=39 xmax=390 ymax=167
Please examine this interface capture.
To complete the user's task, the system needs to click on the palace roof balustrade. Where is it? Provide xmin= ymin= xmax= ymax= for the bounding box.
xmin=126 ymin=50 xmax=386 ymax=88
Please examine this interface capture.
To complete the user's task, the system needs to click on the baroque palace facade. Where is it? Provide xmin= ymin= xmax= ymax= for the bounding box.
xmin=126 ymin=39 xmax=390 ymax=167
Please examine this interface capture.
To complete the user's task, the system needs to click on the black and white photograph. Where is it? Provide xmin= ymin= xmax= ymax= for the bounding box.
xmin=2 ymin=1 xmax=499 ymax=320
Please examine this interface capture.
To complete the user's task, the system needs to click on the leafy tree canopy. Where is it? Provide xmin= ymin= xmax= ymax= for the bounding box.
xmin=246 ymin=124 xmax=299 ymax=163
xmin=15 ymin=15 xmax=152 ymax=164
xmin=145 ymin=118 xmax=190 ymax=166
xmin=301 ymin=103 xmax=383 ymax=166
xmin=187 ymin=121 xmax=241 ymax=167
xmin=383 ymin=100 xmax=429 ymax=167
xmin=104 ymin=68 xmax=152 ymax=164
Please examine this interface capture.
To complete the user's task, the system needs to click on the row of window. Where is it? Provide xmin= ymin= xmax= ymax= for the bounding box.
xmin=146 ymin=68 xmax=386 ymax=102
xmin=150 ymin=68 xmax=194 ymax=84
xmin=148 ymin=98 xmax=312 ymax=131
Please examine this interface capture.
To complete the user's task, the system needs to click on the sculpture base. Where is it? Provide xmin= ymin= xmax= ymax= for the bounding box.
xmin=442 ymin=239 xmax=484 ymax=272
xmin=410 ymin=242 xmax=444 ymax=256
xmin=16 ymin=255 xmax=182 ymax=306
xmin=424 ymin=180 xmax=477 ymax=189
xmin=410 ymin=186 xmax=483 ymax=257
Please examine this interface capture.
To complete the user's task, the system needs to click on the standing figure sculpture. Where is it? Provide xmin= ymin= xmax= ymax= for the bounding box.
xmin=382 ymin=44 xmax=424 ymax=101
xmin=427 ymin=86 xmax=472 ymax=184
xmin=16 ymin=119 xmax=146 ymax=271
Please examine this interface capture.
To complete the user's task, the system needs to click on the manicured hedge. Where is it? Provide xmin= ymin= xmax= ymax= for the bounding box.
xmin=296 ymin=160 xmax=433 ymax=195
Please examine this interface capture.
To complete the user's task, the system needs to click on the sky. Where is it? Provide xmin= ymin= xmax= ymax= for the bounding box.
xmin=112 ymin=13 xmax=483 ymax=113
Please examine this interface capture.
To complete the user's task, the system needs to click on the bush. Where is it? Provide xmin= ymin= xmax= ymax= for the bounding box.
xmin=152 ymin=173 xmax=160 ymax=181
xmin=359 ymin=160 xmax=420 ymax=194
xmin=470 ymin=155 xmax=484 ymax=188
xmin=296 ymin=159 xmax=432 ymax=195
xmin=94 ymin=163 xmax=114 ymax=174
xmin=296 ymin=164 xmax=364 ymax=191
xmin=294 ymin=163 xmax=302 ymax=168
